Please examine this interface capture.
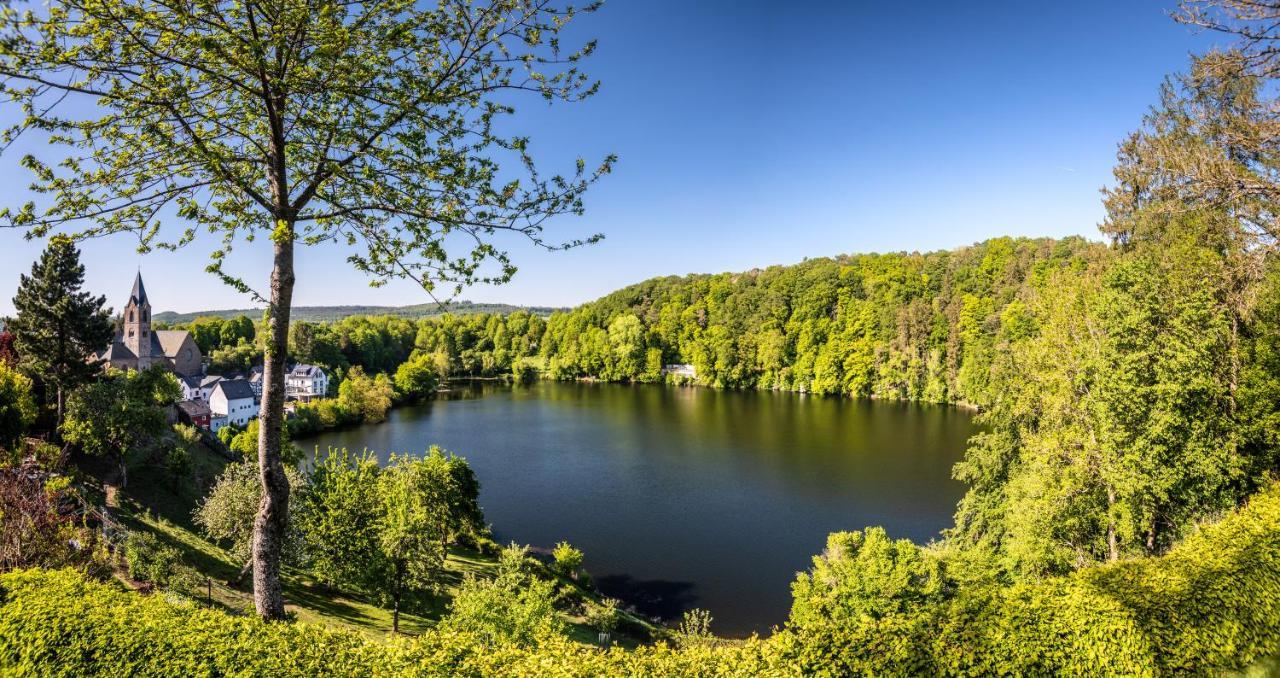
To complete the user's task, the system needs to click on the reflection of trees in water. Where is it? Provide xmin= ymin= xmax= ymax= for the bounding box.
xmin=594 ymin=573 xmax=698 ymax=623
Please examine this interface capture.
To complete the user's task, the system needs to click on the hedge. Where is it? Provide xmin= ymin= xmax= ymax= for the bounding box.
xmin=2 ymin=482 xmax=1279 ymax=676
xmin=778 ymin=481 xmax=1280 ymax=675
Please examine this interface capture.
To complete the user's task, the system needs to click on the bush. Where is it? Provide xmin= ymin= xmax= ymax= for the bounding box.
xmin=0 ymin=568 xmax=783 ymax=676
xmin=123 ymin=532 xmax=201 ymax=596
xmin=778 ymin=481 xmax=1280 ymax=675
xmin=2 ymin=481 xmax=1280 ymax=675
xmin=550 ymin=541 xmax=583 ymax=580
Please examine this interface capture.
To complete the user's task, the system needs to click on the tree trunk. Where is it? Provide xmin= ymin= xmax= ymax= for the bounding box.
xmin=1106 ymin=485 xmax=1118 ymax=562
xmin=251 ymin=223 xmax=295 ymax=621
xmin=392 ymin=565 xmax=402 ymax=634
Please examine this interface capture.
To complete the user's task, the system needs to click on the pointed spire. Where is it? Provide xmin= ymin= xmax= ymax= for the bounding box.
xmin=129 ymin=271 xmax=149 ymax=307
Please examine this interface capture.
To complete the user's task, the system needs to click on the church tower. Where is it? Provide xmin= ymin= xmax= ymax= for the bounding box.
xmin=122 ymin=272 xmax=153 ymax=369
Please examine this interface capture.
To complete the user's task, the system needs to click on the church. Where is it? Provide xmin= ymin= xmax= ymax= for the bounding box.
xmin=98 ymin=273 xmax=203 ymax=377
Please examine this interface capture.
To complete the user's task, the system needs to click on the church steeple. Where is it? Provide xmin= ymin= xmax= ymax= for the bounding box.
xmin=123 ymin=272 xmax=152 ymax=366
xmin=129 ymin=271 xmax=149 ymax=307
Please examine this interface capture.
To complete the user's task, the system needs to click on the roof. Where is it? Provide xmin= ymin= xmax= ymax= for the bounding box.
xmin=200 ymin=375 xmax=224 ymax=387
xmin=100 ymin=341 xmax=136 ymax=361
xmin=213 ymin=378 xmax=255 ymax=401
xmin=153 ymin=330 xmax=192 ymax=357
xmin=129 ymin=272 xmax=149 ymax=307
xmin=176 ymin=400 xmax=211 ymax=417
xmin=289 ymin=364 xmax=324 ymax=378
xmin=181 ymin=375 xmax=201 ymax=389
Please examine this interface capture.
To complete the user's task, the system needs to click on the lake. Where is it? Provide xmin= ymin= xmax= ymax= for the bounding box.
xmin=305 ymin=380 xmax=977 ymax=636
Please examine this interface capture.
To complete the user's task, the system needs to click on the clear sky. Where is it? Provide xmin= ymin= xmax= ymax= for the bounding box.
xmin=0 ymin=1 xmax=1226 ymax=315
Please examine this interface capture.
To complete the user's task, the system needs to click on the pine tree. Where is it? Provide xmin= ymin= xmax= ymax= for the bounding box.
xmin=5 ymin=238 xmax=113 ymax=428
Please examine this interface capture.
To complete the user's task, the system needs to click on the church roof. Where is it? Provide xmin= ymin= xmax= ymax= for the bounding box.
xmin=154 ymin=330 xmax=191 ymax=357
xmin=100 ymin=340 xmax=136 ymax=362
xmin=129 ymin=272 xmax=149 ymax=307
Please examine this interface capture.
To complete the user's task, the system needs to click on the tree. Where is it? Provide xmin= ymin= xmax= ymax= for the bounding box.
xmin=4 ymin=239 xmax=112 ymax=427
xmin=0 ymin=331 xmax=16 ymax=367
xmin=377 ymin=454 xmax=449 ymax=633
xmin=295 ymin=447 xmax=482 ymax=633
xmin=0 ymin=364 xmax=36 ymax=457
xmin=61 ymin=367 xmax=180 ymax=487
xmin=338 ymin=367 xmax=395 ymax=423
xmin=438 ymin=543 xmax=564 ymax=649
xmin=294 ymin=448 xmax=384 ymax=593
xmin=0 ymin=0 xmax=611 ymax=620
xmin=393 ymin=353 xmax=441 ymax=401
xmin=195 ymin=460 xmax=303 ymax=583
xmin=551 ymin=541 xmax=583 ymax=580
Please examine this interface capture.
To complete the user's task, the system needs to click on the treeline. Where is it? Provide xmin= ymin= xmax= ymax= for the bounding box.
xmin=537 ymin=236 xmax=1104 ymax=406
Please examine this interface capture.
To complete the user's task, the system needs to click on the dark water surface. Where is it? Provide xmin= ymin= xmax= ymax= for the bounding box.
xmin=305 ymin=381 xmax=976 ymax=636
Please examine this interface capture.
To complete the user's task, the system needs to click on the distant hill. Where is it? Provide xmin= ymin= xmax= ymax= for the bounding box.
xmin=152 ymin=300 xmax=564 ymax=324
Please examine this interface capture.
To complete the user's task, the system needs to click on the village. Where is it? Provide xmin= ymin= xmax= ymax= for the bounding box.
xmin=98 ymin=273 xmax=330 ymax=433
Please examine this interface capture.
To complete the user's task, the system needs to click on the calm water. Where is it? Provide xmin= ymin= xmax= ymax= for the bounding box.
xmin=305 ymin=381 xmax=976 ymax=636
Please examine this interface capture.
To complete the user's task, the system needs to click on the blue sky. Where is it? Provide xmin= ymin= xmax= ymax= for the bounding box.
xmin=0 ymin=1 xmax=1223 ymax=315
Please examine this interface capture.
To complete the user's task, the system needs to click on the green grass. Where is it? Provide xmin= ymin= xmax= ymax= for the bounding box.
xmin=107 ymin=440 xmax=658 ymax=644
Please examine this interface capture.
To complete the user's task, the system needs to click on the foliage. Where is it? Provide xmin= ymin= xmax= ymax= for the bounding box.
xmin=0 ymin=363 xmax=36 ymax=456
xmin=0 ymin=467 xmax=100 ymax=573
xmin=437 ymin=544 xmax=565 ymax=650
xmin=61 ymin=367 xmax=181 ymax=487
xmin=2 ymin=238 xmax=112 ymax=423
xmin=536 ymin=237 xmax=1105 ymax=405
xmin=393 ymin=353 xmax=441 ymax=401
xmin=551 ymin=541 xmax=584 ymax=579
xmin=674 ymin=609 xmax=718 ymax=649
xmin=207 ymin=339 xmax=263 ymax=375
xmin=789 ymin=527 xmax=949 ymax=631
xmin=123 ymin=532 xmax=202 ymax=596
xmin=223 ymin=420 xmax=303 ymax=467
xmin=0 ymin=568 xmax=783 ymax=676
xmin=294 ymin=447 xmax=485 ymax=629
xmin=585 ymin=597 xmax=621 ymax=635
xmin=776 ymin=479 xmax=1280 ymax=676
xmin=3 ymin=480 xmax=1280 ymax=674
xmin=0 ymin=331 xmax=15 ymax=366
xmin=194 ymin=461 xmax=303 ymax=566
xmin=337 ymin=367 xmax=395 ymax=424
xmin=180 ymin=315 xmax=256 ymax=355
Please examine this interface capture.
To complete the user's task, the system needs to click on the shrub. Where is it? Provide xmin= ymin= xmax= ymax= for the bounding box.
xmin=551 ymin=541 xmax=583 ymax=579
xmin=123 ymin=532 xmax=201 ymax=596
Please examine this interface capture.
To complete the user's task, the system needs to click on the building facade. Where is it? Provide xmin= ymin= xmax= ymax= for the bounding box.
xmin=98 ymin=273 xmax=203 ymax=377
xmin=209 ymin=379 xmax=259 ymax=430
xmin=285 ymin=364 xmax=329 ymax=402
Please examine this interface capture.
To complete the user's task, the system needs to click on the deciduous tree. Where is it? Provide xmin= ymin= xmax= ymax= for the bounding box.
xmin=0 ymin=0 xmax=610 ymax=619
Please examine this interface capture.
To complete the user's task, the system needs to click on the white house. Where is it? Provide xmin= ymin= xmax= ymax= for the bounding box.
xmin=199 ymin=374 xmax=224 ymax=401
xmin=285 ymin=364 xmax=328 ymax=402
xmin=179 ymin=375 xmax=203 ymax=402
xmin=209 ymin=378 xmax=259 ymax=431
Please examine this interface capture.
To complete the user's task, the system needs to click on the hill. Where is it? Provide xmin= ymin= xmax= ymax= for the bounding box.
xmin=153 ymin=300 xmax=565 ymax=324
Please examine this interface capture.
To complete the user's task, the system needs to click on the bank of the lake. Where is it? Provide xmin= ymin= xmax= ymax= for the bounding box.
xmin=300 ymin=380 xmax=977 ymax=636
